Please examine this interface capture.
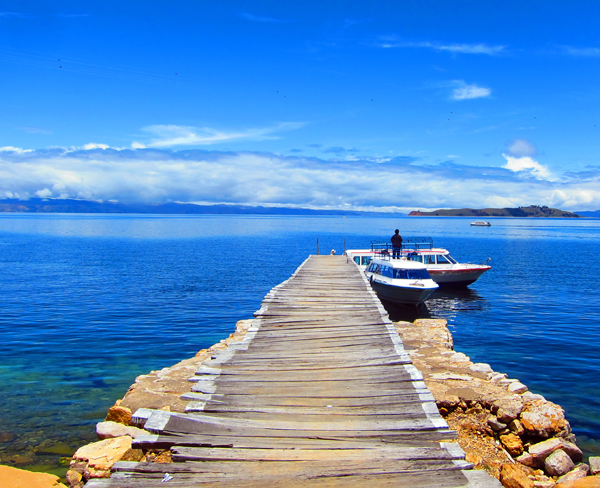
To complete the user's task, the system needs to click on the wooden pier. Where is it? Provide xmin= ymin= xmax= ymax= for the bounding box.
xmin=86 ymin=255 xmax=499 ymax=487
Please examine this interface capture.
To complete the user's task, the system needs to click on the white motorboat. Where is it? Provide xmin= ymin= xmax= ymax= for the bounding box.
xmin=345 ymin=238 xmax=491 ymax=287
xmin=364 ymin=257 xmax=438 ymax=306
xmin=471 ymin=221 xmax=491 ymax=226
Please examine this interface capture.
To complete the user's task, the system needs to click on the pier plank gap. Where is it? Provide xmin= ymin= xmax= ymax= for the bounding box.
xmin=86 ymin=255 xmax=499 ymax=487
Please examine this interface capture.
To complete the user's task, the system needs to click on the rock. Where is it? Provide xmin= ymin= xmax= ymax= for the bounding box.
xmin=555 ymin=464 xmax=589 ymax=485
xmin=0 ymin=465 xmax=67 ymax=488
xmin=559 ymin=441 xmax=583 ymax=464
xmin=529 ymin=438 xmax=564 ymax=464
xmin=66 ymin=469 xmax=83 ymax=488
xmin=589 ymin=456 xmax=600 ymax=475
xmin=545 ymin=449 xmax=575 ymax=477
xmin=496 ymin=397 xmax=524 ymax=423
xmin=523 ymin=392 xmax=546 ymax=402
xmin=516 ymin=452 xmax=536 ymax=467
xmin=105 ymin=405 xmax=133 ymax=425
xmin=470 ymin=363 xmax=494 ymax=373
xmin=0 ymin=432 xmax=15 ymax=442
xmin=71 ymin=436 xmax=132 ymax=474
xmin=437 ymin=395 xmax=460 ymax=409
xmin=510 ymin=419 xmax=525 ymax=436
xmin=509 ymin=382 xmax=529 ymax=394
xmin=499 ymin=463 xmax=535 ymax=488
xmin=528 ymin=438 xmax=583 ymax=466
xmin=488 ymin=416 xmax=508 ymax=432
xmin=490 ymin=372 xmax=508 ymax=383
xmin=521 ymin=400 xmax=567 ymax=438
xmin=555 ymin=478 xmax=600 ymax=488
xmin=501 ymin=433 xmax=524 ymax=457
xmin=96 ymin=421 xmax=147 ymax=439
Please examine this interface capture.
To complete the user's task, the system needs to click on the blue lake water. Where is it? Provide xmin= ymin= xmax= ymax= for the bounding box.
xmin=0 ymin=213 xmax=599 ymax=474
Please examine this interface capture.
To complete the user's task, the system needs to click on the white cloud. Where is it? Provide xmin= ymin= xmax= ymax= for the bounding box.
xmin=502 ymin=154 xmax=554 ymax=181
xmin=82 ymin=143 xmax=110 ymax=150
xmin=506 ymin=138 xmax=536 ymax=158
xmin=143 ymin=122 xmax=305 ymax=148
xmin=451 ymin=81 xmax=491 ymax=100
xmin=0 ymin=146 xmax=33 ymax=154
xmin=0 ymin=147 xmax=599 ymax=211
xmin=377 ymin=39 xmax=505 ymax=55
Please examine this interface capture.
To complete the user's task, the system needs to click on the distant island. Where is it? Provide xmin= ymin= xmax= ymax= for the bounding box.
xmin=409 ymin=205 xmax=581 ymax=218
xmin=0 ymin=198 xmax=401 ymax=216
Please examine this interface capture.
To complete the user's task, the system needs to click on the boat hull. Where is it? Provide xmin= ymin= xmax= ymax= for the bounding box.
xmin=427 ymin=266 xmax=491 ymax=286
xmin=370 ymin=279 xmax=437 ymax=306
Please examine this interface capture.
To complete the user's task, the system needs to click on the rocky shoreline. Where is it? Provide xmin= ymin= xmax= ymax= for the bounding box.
xmin=4 ymin=318 xmax=599 ymax=488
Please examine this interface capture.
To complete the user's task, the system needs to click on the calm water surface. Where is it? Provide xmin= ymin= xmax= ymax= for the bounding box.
xmin=0 ymin=214 xmax=599 ymax=475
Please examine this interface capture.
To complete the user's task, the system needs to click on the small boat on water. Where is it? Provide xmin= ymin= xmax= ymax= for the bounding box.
xmin=471 ymin=221 xmax=491 ymax=226
xmin=364 ymin=257 xmax=438 ymax=306
xmin=345 ymin=237 xmax=491 ymax=287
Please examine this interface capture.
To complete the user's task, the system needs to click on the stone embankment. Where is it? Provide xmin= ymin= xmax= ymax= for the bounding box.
xmin=11 ymin=318 xmax=597 ymax=488
xmin=396 ymin=319 xmax=600 ymax=488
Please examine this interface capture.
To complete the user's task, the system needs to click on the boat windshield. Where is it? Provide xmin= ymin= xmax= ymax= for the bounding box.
xmin=393 ymin=268 xmax=431 ymax=280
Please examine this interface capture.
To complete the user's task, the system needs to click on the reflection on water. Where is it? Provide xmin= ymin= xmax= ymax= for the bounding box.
xmin=381 ymin=300 xmax=431 ymax=322
xmin=427 ymin=287 xmax=488 ymax=321
xmin=381 ymin=286 xmax=487 ymax=323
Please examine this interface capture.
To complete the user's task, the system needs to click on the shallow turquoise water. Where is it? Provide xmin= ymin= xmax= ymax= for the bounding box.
xmin=0 ymin=214 xmax=599 ymax=470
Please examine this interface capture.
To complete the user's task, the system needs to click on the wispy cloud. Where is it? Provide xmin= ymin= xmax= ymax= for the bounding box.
xmin=0 ymin=12 xmax=29 ymax=18
xmin=377 ymin=38 xmax=505 ymax=55
xmin=561 ymin=46 xmax=600 ymax=57
xmin=20 ymin=126 xmax=52 ymax=135
xmin=137 ymin=122 xmax=306 ymax=148
xmin=0 ymin=147 xmax=597 ymax=211
xmin=239 ymin=12 xmax=288 ymax=23
xmin=54 ymin=13 xmax=90 ymax=18
xmin=449 ymin=80 xmax=491 ymax=100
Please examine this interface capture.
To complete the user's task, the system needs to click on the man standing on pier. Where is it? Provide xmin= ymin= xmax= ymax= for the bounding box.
xmin=391 ymin=229 xmax=403 ymax=258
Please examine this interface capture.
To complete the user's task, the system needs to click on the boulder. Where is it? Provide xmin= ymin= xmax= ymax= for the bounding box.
xmin=96 ymin=421 xmax=147 ymax=439
xmin=500 ymin=433 xmax=524 ymax=457
xmin=0 ymin=465 xmax=67 ymax=488
xmin=508 ymin=382 xmax=529 ymax=394
xmin=515 ymin=451 xmax=536 ymax=467
xmin=470 ymin=363 xmax=494 ymax=373
xmin=555 ymin=463 xmax=590 ymax=485
xmin=521 ymin=400 xmax=567 ymax=438
xmin=488 ymin=416 xmax=508 ymax=432
xmin=105 ymin=405 xmax=133 ymax=425
xmin=529 ymin=438 xmax=564 ymax=464
xmin=495 ymin=397 xmax=524 ymax=423
xmin=509 ymin=419 xmax=525 ymax=436
xmin=71 ymin=436 xmax=132 ymax=477
xmin=545 ymin=449 xmax=575 ymax=477
xmin=589 ymin=456 xmax=600 ymax=475
xmin=528 ymin=438 xmax=583 ymax=466
xmin=499 ymin=463 xmax=535 ymax=488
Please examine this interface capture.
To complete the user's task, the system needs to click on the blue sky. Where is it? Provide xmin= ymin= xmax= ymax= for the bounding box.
xmin=1 ymin=1 xmax=600 ymax=212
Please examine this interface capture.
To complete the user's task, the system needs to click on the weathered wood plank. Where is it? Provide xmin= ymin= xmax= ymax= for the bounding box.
xmin=96 ymin=255 xmax=487 ymax=487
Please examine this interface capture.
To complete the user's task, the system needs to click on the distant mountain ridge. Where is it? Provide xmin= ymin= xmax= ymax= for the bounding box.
xmin=0 ymin=198 xmax=402 ymax=216
xmin=575 ymin=210 xmax=600 ymax=218
xmin=409 ymin=205 xmax=581 ymax=218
